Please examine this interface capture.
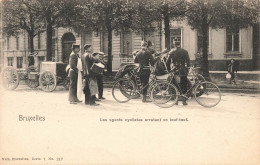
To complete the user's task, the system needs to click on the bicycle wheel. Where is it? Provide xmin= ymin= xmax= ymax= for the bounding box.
xmin=147 ymin=80 xmax=166 ymax=99
xmin=195 ymin=81 xmax=221 ymax=108
xmin=194 ymin=74 xmax=206 ymax=97
xmin=112 ymin=79 xmax=136 ymax=103
xmin=151 ymin=82 xmax=179 ymax=108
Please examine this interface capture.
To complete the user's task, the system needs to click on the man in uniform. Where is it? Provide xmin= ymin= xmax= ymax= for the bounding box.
xmin=134 ymin=41 xmax=154 ymax=102
xmin=166 ymin=41 xmax=190 ymax=105
xmin=68 ymin=44 xmax=81 ymax=104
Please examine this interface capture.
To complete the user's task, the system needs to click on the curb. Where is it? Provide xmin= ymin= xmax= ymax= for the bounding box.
xmin=104 ymin=82 xmax=260 ymax=94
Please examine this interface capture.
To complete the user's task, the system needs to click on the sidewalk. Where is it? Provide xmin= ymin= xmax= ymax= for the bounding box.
xmin=209 ymin=70 xmax=260 ymax=93
xmin=103 ymin=71 xmax=260 ymax=93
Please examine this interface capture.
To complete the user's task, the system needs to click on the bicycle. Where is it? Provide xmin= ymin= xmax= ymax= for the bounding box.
xmin=151 ymin=67 xmax=221 ymax=108
xmin=112 ymin=65 xmax=179 ymax=105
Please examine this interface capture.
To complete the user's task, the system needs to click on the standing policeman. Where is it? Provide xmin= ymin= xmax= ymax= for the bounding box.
xmin=134 ymin=41 xmax=154 ymax=102
xmin=166 ymin=41 xmax=190 ymax=105
xmin=68 ymin=44 xmax=81 ymax=104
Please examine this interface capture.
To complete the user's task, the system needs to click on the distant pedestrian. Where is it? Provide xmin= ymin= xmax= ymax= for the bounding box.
xmin=68 ymin=44 xmax=82 ymax=104
xmin=227 ymin=58 xmax=238 ymax=85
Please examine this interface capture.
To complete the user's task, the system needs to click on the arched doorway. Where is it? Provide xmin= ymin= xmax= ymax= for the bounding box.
xmin=62 ymin=33 xmax=76 ymax=64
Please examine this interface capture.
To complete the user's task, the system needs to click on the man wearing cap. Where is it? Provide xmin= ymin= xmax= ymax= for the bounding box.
xmin=96 ymin=52 xmax=106 ymax=100
xmin=82 ymin=44 xmax=100 ymax=106
xmin=166 ymin=40 xmax=190 ymax=105
xmin=68 ymin=44 xmax=81 ymax=104
xmin=134 ymin=41 xmax=154 ymax=102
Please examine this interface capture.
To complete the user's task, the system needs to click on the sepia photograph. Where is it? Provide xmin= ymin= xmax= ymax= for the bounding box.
xmin=0 ymin=0 xmax=260 ymax=164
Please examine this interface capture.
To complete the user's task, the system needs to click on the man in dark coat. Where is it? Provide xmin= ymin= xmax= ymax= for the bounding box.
xmin=166 ymin=41 xmax=190 ymax=105
xmin=96 ymin=52 xmax=106 ymax=100
xmin=82 ymin=44 xmax=100 ymax=106
xmin=68 ymin=44 xmax=81 ymax=104
xmin=134 ymin=41 xmax=154 ymax=102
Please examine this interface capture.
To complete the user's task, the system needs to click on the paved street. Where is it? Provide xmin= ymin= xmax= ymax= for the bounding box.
xmin=0 ymin=84 xmax=260 ymax=165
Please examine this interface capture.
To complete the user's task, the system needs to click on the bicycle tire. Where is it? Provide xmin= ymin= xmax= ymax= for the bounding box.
xmin=112 ymin=78 xmax=136 ymax=103
xmin=151 ymin=82 xmax=179 ymax=108
xmin=194 ymin=81 xmax=221 ymax=108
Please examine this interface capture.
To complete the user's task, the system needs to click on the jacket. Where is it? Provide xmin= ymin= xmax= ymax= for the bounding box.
xmin=134 ymin=48 xmax=154 ymax=69
xmin=166 ymin=47 xmax=190 ymax=74
xmin=82 ymin=52 xmax=99 ymax=78
xmin=68 ymin=51 xmax=78 ymax=77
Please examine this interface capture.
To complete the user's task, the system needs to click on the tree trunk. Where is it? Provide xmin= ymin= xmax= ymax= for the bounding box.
xmin=163 ymin=5 xmax=170 ymax=50
xmin=201 ymin=24 xmax=210 ymax=80
xmin=46 ymin=14 xmax=53 ymax=61
xmin=28 ymin=33 xmax=34 ymax=53
xmin=107 ymin=27 xmax=113 ymax=74
xmin=29 ymin=15 xmax=34 ymax=53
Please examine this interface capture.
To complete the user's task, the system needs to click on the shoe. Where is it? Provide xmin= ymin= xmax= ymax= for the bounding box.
xmin=85 ymin=102 xmax=90 ymax=105
xmin=175 ymin=101 xmax=178 ymax=105
xmin=70 ymin=102 xmax=77 ymax=104
xmin=90 ymin=103 xmax=100 ymax=106
xmin=96 ymin=98 xmax=101 ymax=101
xmin=182 ymin=101 xmax=188 ymax=106
xmin=76 ymin=100 xmax=82 ymax=102
xmin=99 ymin=97 xmax=106 ymax=100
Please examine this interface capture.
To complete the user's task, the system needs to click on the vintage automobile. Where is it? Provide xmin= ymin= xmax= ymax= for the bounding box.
xmin=1 ymin=54 xmax=69 ymax=92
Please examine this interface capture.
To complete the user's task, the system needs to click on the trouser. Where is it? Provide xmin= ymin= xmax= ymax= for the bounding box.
xmin=83 ymin=79 xmax=96 ymax=104
xmin=180 ymin=75 xmax=188 ymax=94
xmin=229 ymin=72 xmax=236 ymax=83
xmin=170 ymin=74 xmax=189 ymax=102
xmin=69 ymin=73 xmax=78 ymax=102
xmin=139 ymin=69 xmax=151 ymax=98
xmin=96 ymin=74 xmax=103 ymax=98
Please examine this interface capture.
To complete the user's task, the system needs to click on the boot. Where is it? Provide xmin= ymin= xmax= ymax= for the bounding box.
xmin=182 ymin=100 xmax=188 ymax=106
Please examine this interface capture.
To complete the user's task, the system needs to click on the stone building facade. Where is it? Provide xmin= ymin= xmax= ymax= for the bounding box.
xmin=1 ymin=18 xmax=259 ymax=71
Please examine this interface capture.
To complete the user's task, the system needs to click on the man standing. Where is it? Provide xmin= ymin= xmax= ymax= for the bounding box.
xmin=68 ymin=44 xmax=81 ymax=104
xmin=96 ymin=52 xmax=106 ymax=100
xmin=134 ymin=41 xmax=154 ymax=103
xmin=82 ymin=44 xmax=100 ymax=106
xmin=167 ymin=41 xmax=190 ymax=105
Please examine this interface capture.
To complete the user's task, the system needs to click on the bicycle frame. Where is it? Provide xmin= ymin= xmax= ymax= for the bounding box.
xmin=168 ymin=67 xmax=204 ymax=99
xmin=127 ymin=69 xmax=159 ymax=96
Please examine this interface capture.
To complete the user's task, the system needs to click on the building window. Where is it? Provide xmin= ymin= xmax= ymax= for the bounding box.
xmin=170 ymin=28 xmax=182 ymax=48
xmin=7 ymin=57 xmax=13 ymax=66
xmin=16 ymin=37 xmax=19 ymax=50
xmin=38 ymin=33 xmax=41 ymax=49
xmin=17 ymin=57 xmax=23 ymax=68
xmin=144 ymin=29 xmax=156 ymax=50
xmin=226 ymin=26 xmax=240 ymax=52
xmin=83 ymin=31 xmax=92 ymax=53
xmin=120 ymin=31 xmax=132 ymax=55
xmin=7 ymin=36 xmax=10 ymax=50
xmin=101 ymin=32 xmax=108 ymax=55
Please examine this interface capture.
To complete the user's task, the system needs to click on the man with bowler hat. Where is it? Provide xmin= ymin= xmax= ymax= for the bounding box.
xmin=68 ymin=44 xmax=82 ymax=104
